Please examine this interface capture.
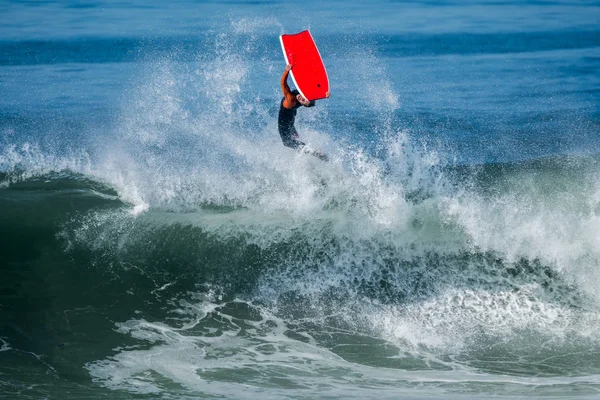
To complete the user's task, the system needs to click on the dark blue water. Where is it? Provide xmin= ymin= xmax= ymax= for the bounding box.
xmin=2 ymin=1 xmax=600 ymax=398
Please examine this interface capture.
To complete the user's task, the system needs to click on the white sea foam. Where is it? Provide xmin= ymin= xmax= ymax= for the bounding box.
xmin=86 ymin=294 xmax=600 ymax=398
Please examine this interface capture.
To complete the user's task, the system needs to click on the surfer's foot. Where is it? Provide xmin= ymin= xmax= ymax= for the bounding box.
xmin=314 ymin=151 xmax=329 ymax=162
xmin=298 ymin=145 xmax=329 ymax=161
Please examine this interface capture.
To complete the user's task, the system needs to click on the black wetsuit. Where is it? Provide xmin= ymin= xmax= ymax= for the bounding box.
xmin=277 ymin=98 xmax=305 ymax=149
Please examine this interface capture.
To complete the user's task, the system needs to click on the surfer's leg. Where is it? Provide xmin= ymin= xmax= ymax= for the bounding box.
xmin=285 ymin=138 xmax=328 ymax=161
xmin=290 ymin=129 xmax=329 ymax=161
xmin=288 ymin=140 xmax=305 ymax=149
xmin=303 ymin=148 xmax=329 ymax=161
xmin=292 ymin=128 xmax=328 ymax=160
xmin=282 ymin=136 xmax=305 ymax=150
xmin=280 ymin=126 xmax=305 ymax=149
xmin=279 ymin=127 xmax=327 ymax=161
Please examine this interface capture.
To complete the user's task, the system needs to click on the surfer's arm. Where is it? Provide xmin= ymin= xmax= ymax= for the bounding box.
xmin=281 ymin=65 xmax=296 ymax=108
xmin=281 ymin=64 xmax=292 ymax=94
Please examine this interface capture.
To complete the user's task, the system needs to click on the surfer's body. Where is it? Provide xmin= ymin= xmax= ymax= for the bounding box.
xmin=278 ymin=64 xmax=329 ymax=160
xmin=278 ymin=96 xmax=304 ymax=149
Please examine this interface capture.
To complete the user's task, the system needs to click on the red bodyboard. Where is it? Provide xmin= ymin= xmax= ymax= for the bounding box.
xmin=280 ymin=30 xmax=329 ymax=101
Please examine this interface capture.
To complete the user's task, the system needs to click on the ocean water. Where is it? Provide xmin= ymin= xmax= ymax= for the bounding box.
xmin=1 ymin=0 xmax=600 ymax=398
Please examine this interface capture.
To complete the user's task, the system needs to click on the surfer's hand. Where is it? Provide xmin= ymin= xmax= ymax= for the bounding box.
xmin=325 ymin=91 xmax=330 ymax=98
xmin=285 ymin=64 xmax=293 ymax=71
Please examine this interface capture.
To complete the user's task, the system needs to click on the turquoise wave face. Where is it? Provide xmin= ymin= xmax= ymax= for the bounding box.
xmin=3 ymin=150 xmax=600 ymax=397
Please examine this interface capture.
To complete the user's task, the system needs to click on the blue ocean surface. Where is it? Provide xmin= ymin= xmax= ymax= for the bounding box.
xmin=1 ymin=1 xmax=600 ymax=399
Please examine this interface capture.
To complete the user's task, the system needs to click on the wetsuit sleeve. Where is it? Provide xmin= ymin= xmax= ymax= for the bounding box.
xmin=280 ymin=68 xmax=296 ymax=109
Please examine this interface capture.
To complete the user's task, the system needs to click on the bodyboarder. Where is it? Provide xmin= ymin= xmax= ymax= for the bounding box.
xmin=278 ymin=64 xmax=329 ymax=161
